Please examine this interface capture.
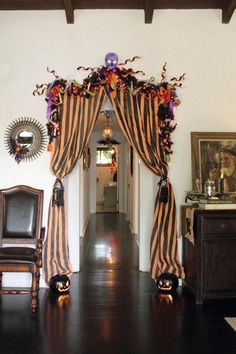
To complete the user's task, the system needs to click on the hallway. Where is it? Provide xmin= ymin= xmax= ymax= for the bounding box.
xmin=0 ymin=213 xmax=236 ymax=354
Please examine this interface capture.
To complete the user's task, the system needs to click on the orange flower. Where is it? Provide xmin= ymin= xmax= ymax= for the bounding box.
xmin=51 ymin=85 xmax=60 ymax=96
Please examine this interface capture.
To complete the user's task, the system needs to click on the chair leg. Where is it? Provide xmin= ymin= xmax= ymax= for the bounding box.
xmin=0 ymin=272 xmax=2 ymax=289
xmin=31 ymin=270 xmax=40 ymax=312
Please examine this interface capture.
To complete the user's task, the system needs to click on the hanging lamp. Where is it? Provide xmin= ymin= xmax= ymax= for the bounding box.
xmin=102 ymin=118 xmax=113 ymax=139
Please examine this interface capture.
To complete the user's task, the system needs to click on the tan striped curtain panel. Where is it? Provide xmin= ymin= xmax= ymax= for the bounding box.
xmin=44 ymin=90 xmax=105 ymax=283
xmin=107 ymin=89 xmax=185 ymax=279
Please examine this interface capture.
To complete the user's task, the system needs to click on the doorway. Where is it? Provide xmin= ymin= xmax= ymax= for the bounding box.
xmin=96 ymin=146 xmax=118 ymax=213
xmin=89 ymin=107 xmax=126 ymax=214
xmin=77 ymin=105 xmax=140 ymax=271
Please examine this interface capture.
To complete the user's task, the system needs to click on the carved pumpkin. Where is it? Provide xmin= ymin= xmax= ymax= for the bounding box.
xmin=156 ymin=273 xmax=179 ymax=293
xmin=49 ymin=274 xmax=70 ymax=294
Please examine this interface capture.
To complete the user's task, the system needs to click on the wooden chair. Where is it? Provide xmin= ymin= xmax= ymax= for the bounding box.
xmin=0 ymin=185 xmax=45 ymax=312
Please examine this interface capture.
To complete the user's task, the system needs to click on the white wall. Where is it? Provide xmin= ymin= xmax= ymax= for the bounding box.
xmin=125 ymin=141 xmax=131 ymax=221
xmin=67 ymin=164 xmax=80 ymax=272
xmin=90 ymin=133 xmax=98 ymax=214
xmin=124 ymin=140 xmax=139 ymax=242
xmin=139 ymin=161 xmax=158 ymax=271
xmin=79 ymin=158 xmax=91 ymax=237
xmin=117 ymin=137 xmax=126 ymax=212
xmin=130 ymin=148 xmax=139 ymax=236
xmin=1 ymin=9 xmax=236 ymax=284
xmin=131 ymin=149 xmax=139 ymax=236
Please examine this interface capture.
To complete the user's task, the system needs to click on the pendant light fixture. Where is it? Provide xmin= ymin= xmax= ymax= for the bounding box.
xmin=97 ymin=110 xmax=120 ymax=146
xmin=102 ymin=118 xmax=113 ymax=139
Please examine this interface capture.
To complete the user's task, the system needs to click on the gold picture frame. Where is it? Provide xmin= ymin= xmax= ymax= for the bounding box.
xmin=191 ymin=132 xmax=236 ymax=193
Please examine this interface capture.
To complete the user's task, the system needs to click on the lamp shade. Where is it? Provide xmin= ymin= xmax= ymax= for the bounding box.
xmin=102 ymin=123 xmax=113 ymax=139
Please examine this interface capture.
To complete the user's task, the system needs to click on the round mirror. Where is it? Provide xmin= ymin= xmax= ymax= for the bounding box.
xmin=4 ymin=117 xmax=47 ymax=163
xmin=16 ymin=130 xmax=34 ymax=147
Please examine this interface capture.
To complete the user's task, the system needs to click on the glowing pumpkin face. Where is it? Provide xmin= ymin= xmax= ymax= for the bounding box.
xmin=49 ymin=274 xmax=70 ymax=294
xmin=105 ymin=52 xmax=118 ymax=71
xmin=156 ymin=273 xmax=179 ymax=293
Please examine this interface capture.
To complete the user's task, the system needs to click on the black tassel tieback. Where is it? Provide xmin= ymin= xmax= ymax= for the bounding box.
xmin=159 ymin=176 xmax=168 ymax=203
xmin=52 ymin=179 xmax=64 ymax=207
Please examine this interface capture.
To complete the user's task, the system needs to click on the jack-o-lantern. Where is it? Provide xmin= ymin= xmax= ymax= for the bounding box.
xmin=156 ymin=273 xmax=179 ymax=293
xmin=49 ymin=274 xmax=70 ymax=294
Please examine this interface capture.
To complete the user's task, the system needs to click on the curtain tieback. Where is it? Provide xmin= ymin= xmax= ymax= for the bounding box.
xmin=158 ymin=175 xmax=168 ymax=203
xmin=52 ymin=178 xmax=64 ymax=207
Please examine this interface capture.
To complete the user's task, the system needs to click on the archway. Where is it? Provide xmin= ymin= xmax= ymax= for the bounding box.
xmin=34 ymin=57 xmax=185 ymax=284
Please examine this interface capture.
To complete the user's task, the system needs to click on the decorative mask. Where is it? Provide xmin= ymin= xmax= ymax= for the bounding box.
xmin=156 ymin=273 xmax=179 ymax=293
xmin=49 ymin=274 xmax=71 ymax=294
xmin=105 ymin=52 xmax=118 ymax=71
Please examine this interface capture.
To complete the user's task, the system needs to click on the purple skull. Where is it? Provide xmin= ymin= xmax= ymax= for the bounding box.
xmin=105 ymin=52 xmax=118 ymax=71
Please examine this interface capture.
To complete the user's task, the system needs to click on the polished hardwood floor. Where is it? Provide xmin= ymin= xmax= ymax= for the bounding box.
xmin=0 ymin=213 xmax=236 ymax=354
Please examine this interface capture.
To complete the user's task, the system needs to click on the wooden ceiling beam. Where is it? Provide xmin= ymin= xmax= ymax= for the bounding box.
xmin=144 ymin=0 xmax=155 ymax=23
xmin=0 ymin=1 xmax=235 ymax=25
xmin=222 ymin=0 xmax=236 ymax=23
xmin=62 ymin=0 xmax=74 ymax=24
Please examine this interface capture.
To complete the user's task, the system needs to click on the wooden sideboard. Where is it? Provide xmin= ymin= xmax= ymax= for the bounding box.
xmin=181 ymin=206 xmax=236 ymax=304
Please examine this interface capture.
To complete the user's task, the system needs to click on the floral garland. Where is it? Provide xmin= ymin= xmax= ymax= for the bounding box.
xmin=33 ymin=56 xmax=185 ymax=160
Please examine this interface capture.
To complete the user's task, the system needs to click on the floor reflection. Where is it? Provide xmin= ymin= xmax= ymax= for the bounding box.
xmin=43 ymin=291 xmax=71 ymax=354
xmin=94 ymin=243 xmax=112 ymax=260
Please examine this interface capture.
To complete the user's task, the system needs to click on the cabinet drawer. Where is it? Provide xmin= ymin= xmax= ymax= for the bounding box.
xmin=202 ymin=217 xmax=236 ymax=236
xmin=202 ymin=239 xmax=236 ymax=294
xmin=182 ymin=207 xmax=236 ymax=302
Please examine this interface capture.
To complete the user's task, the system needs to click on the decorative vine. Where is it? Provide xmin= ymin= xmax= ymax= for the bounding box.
xmin=33 ymin=55 xmax=185 ymax=160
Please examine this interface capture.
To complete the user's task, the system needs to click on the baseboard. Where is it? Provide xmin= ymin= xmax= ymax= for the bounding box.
xmin=129 ymin=223 xmax=138 ymax=237
xmin=132 ymin=233 xmax=139 ymax=246
xmin=128 ymin=222 xmax=133 ymax=234
xmin=80 ymin=213 xmax=91 ymax=237
xmin=139 ymin=263 xmax=150 ymax=272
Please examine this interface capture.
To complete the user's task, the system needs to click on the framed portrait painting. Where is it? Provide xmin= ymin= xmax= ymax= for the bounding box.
xmin=191 ymin=132 xmax=236 ymax=193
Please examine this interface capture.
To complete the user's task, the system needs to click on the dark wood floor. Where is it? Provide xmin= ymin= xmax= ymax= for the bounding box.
xmin=0 ymin=213 xmax=236 ymax=354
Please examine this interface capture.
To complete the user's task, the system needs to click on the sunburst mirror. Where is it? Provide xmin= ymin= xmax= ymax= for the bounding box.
xmin=4 ymin=117 xmax=47 ymax=163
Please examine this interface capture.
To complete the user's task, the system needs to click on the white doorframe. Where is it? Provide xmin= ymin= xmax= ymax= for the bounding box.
xmin=66 ymin=132 xmax=155 ymax=275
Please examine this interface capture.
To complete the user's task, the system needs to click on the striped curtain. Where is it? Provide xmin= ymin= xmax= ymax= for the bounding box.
xmin=44 ymin=90 xmax=105 ymax=283
xmin=107 ymin=89 xmax=185 ymax=279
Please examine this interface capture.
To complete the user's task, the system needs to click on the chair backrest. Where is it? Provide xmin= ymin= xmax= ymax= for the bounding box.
xmin=0 ymin=185 xmax=43 ymax=245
